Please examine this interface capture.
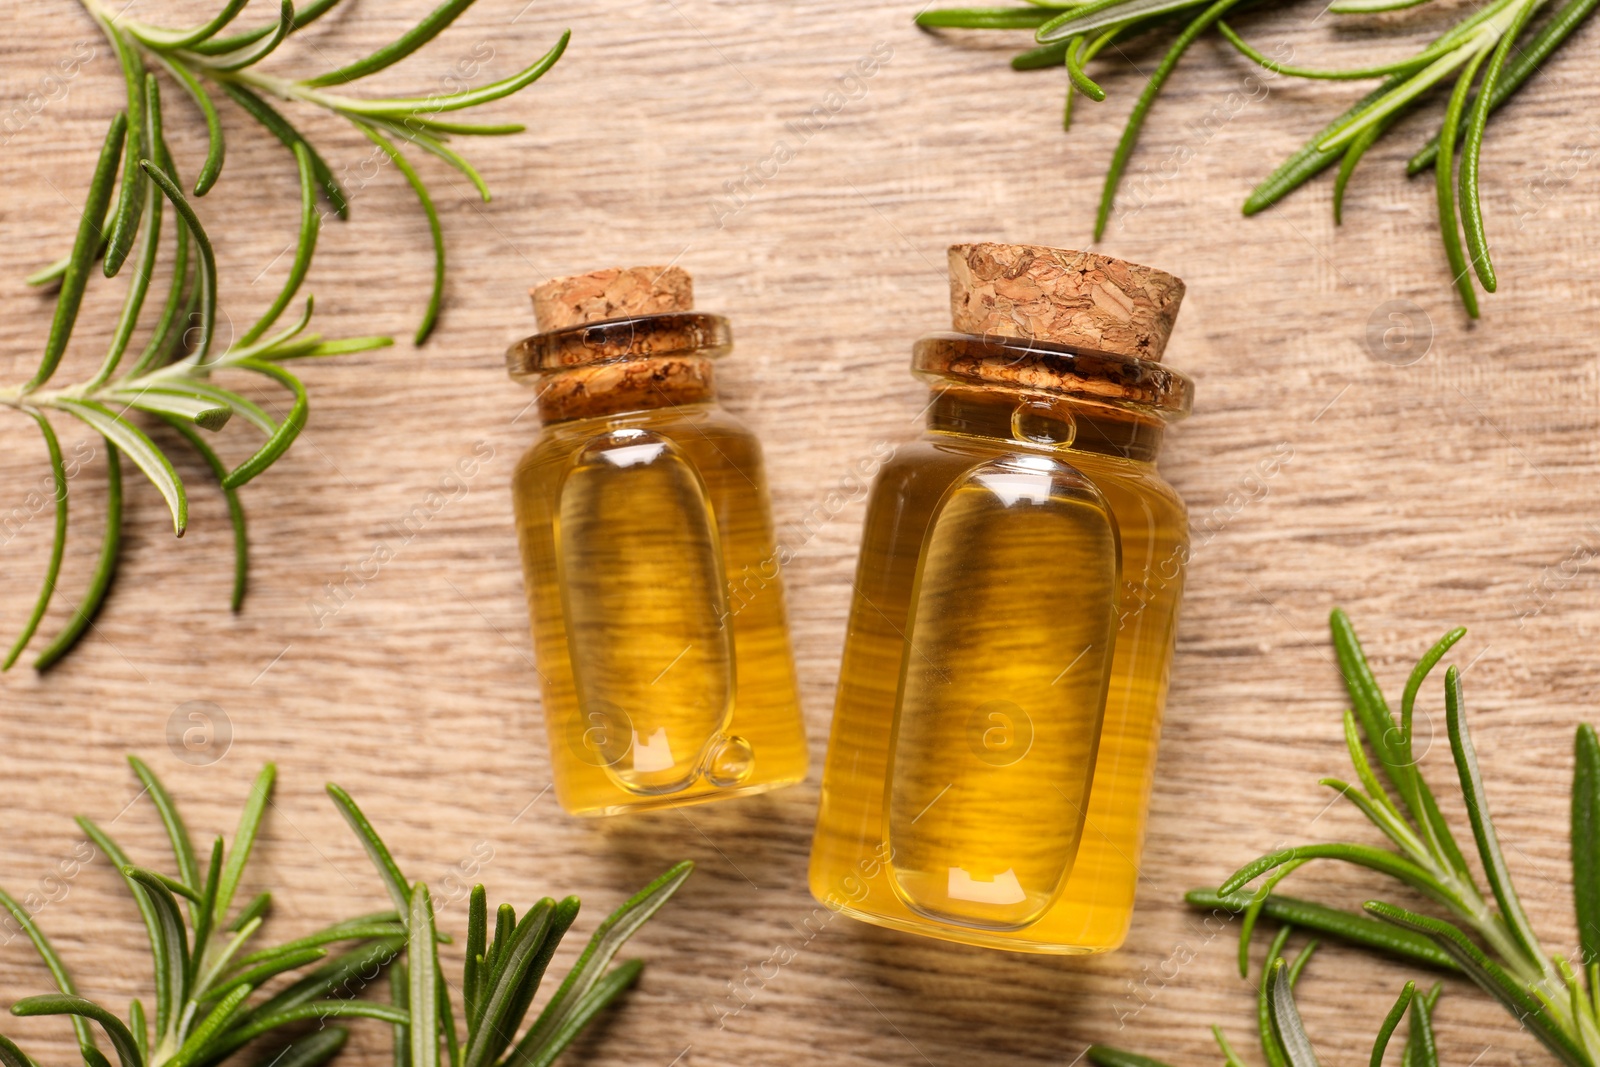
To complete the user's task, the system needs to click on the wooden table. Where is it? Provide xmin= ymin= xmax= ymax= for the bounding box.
xmin=3 ymin=0 xmax=1598 ymax=1063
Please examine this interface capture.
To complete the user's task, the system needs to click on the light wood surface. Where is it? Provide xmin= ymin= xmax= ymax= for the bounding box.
xmin=3 ymin=0 xmax=1599 ymax=1063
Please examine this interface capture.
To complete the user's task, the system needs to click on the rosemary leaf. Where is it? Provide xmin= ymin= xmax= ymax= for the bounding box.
xmin=1574 ymin=725 xmax=1600 ymax=971
xmin=239 ymin=143 xmax=321 ymax=348
xmin=56 ymin=400 xmax=186 ymax=535
xmin=219 ymin=360 xmax=308 ymax=489
xmin=102 ymin=26 xmax=148 ymax=279
xmin=9 ymin=997 xmax=142 ymax=1067
xmin=31 ymin=446 xmax=122 ymax=672
xmin=1096 ymin=0 xmax=1244 ymax=239
xmin=28 ymin=113 xmax=125 ymax=392
xmin=352 ymin=122 xmax=444 ymax=343
xmin=2 ymin=412 xmax=67 ymax=671
xmin=157 ymin=420 xmax=249 ymax=611
xmin=306 ymin=0 xmax=477 ymax=87
xmin=1371 ymin=983 xmax=1416 ymax=1067
xmin=155 ymin=59 xmax=224 ymax=196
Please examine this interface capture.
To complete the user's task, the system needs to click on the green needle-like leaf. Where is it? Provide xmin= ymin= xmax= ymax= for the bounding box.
xmin=521 ymin=958 xmax=642 ymax=1067
xmin=28 ymin=112 xmax=125 ymax=392
xmin=94 ymin=75 xmax=165 ymax=388
xmin=1266 ymin=959 xmax=1320 ymax=1067
xmin=1459 ymin=0 xmax=1538 ymax=293
xmin=140 ymin=161 xmax=217 ymax=364
xmin=220 ymin=359 xmax=308 ymax=488
xmin=1443 ymin=666 xmax=1546 ymax=970
xmin=206 ymin=1000 xmax=410 ymax=1062
xmin=380 ymin=121 xmax=491 ymax=202
xmin=126 ymin=756 xmax=200 ymax=893
xmin=1574 ymin=725 xmax=1600 ymax=972
xmin=392 ymin=961 xmax=411 ymax=1067
xmin=10 ymin=996 xmax=143 ymax=1067
xmin=1240 ymin=859 xmax=1306 ymax=977
xmin=235 ymin=937 xmax=404 ymax=1031
xmin=1370 ymin=982 xmax=1416 ymax=1067
xmin=218 ymin=82 xmax=349 ymax=217
xmin=463 ymin=886 xmax=486 ymax=1031
xmin=135 ymin=0 xmax=251 ymax=50
xmin=216 ymin=763 xmax=276 ymax=922
xmin=1435 ymin=48 xmax=1487 ymax=317
xmin=194 ymin=0 xmax=346 ymax=55
xmin=1401 ymin=627 xmax=1467 ymax=746
xmin=306 ymin=0 xmax=477 ymax=87
xmin=1039 ymin=0 xmax=1208 ymax=40
xmin=55 ymin=400 xmax=186 ymax=535
xmin=155 ymin=58 xmax=225 ymax=196
xmin=102 ymin=27 xmax=148 ymax=279
xmin=161 ymin=419 xmax=249 ymax=610
xmin=514 ymin=862 xmax=692 ymax=1065
xmin=917 ymin=7 xmax=1057 ymax=28
xmin=210 ymin=2 xmax=297 ymax=72
xmin=166 ymin=982 xmax=251 ymax=1067
xmin=0 ymin=886 xmax=103 ymax=1062
xmin=112 ymin=388 xmax=232 ymax=430
xmin=353 ymin=122 xmax=443 ymax=343
xmin=1186 ymin=889 xmax=1458 ymax=970
xmin=1244 ymin=76 xmax=1405 ymax=215
xmin=32 ymin=445 xmax=122 ymax=672
xmin=240 ymin=143 xmax=321 ymax=348
xmin=124 ymin=869 xmax=191 ymax=1015
xmin=1222 ymin=843 xmax=1467 ymax=914
xmin=0 ymin=1035 xmax=41 ymax=1067
xmin=467 ymin=900 xmax=556 ymax=1067
xmin=1094 ymin=0 xmax=1243 ymax=240
xmin=333 ymin=31 xmax=569 ymax=117
xmin=3 ymin=411 xmax=67 ymax=671
xmin=326 ymin=784 xmax=412 ymax=915
xmin=206 ymin=949 xmax=325 ymax=1002
xmin=1407 ymin=986 xmax=1439 ymax=1067
xmin=408 ymin=884 xmax=441 ymax=1067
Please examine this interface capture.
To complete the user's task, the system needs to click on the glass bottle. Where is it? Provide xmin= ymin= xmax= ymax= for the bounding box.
xmin=809 ymin=243 xmax=1193 ymax=953
xmin=507 ymin=266 xmax=808 ymax=816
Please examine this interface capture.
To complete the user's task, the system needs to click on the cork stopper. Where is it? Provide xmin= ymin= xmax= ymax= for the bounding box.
xmin=531 ymin=266 xmax=694 ymax=331
xmin=509 ymin=265 xmax=730 ymax=423
xmin=947 ymin=243 xmax=1184 ymax=362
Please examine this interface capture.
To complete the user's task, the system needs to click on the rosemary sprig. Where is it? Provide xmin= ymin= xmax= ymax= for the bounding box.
xmin=1089 ymin=924 xmax=1441 ymax=1067
xmin=1189 ymin=611 xmax=1600 ymax=1065
xmin=914 ymin=0 xmax=1597 ymax=314
xmin=62 ymin=0 xmax=569 ymax=343
xmin=4 ymin=0 xmax=569 ymax=669
xmin=1 ymin=757 xmax=408 ymax=1067
xmin=324 ymin=787 xmax=693 ymax=1067
xmin=0 ymin=757 xmax=691 ymax=1067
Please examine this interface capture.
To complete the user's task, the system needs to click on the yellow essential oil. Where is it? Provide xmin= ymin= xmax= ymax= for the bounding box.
xmin=810 ymin=244 xmax=1193 ymax=952
xmin=506 ymin=266 xmax=807 ymax=816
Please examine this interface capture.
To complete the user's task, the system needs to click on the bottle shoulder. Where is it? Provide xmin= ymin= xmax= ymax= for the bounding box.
xmin=872 ymin=434 xmax=1186 ymax=522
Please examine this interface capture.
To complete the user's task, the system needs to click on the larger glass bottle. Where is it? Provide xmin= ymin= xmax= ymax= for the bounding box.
xmin=810 ymin=244 xmax=1193 ymax=952
xmin=508 ymin=266 xmax=808 ymax=816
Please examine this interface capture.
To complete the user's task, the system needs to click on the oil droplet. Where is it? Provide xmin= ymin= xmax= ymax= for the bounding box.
xmin=704 ymin=734 xmax=755 ymax=788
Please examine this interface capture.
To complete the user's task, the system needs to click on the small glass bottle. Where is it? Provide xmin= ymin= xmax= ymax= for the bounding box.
xmin=809 ymin=243 xmax=1193 ymax=953
xmin=506 ymin=266 xmax=808 ymax=816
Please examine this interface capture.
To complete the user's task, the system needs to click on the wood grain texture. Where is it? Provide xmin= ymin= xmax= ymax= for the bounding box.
xmin=1 ymin=0 xmax=1598 ymax=1063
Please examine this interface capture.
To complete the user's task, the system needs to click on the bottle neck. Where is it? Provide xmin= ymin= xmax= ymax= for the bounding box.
xmin=535 ymin=356 xmax=719 ymax=424
xmin=926 ymin=385 xmax=1166 ymax=463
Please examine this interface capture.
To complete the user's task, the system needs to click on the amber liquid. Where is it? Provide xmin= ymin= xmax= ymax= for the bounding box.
xmin=809 ymin=388 xmax=1187 ymax=952
xmin=513 ymin=402 xmax=808 ymax=815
